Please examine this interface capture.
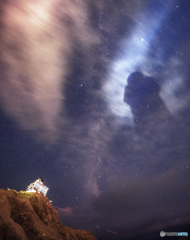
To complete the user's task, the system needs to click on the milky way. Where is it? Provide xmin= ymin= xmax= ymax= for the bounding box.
xmin=1 ymin=1 xmax=190 ymax=239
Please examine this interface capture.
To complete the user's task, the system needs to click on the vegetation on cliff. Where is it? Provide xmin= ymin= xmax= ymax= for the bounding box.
xmin=0 ymin=189 xmax=97 ymax=240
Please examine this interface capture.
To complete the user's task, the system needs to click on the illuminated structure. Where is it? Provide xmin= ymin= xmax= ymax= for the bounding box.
xmin=26 ymin=181 xmax=49 ymax=196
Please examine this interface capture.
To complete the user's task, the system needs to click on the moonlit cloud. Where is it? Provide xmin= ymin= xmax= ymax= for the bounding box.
xmin=103 ymin=0 xmax=175 ymax=119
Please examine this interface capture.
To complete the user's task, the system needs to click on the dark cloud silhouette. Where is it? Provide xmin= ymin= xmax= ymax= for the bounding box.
xmin=126 ymin=74 xmax=168 ymax=134
xmin=125 ymin=78 xmax=189 ymax=200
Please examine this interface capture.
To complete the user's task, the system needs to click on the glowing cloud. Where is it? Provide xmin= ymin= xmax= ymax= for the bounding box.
xmin=103 ymin=1 xmax=174 ymax=119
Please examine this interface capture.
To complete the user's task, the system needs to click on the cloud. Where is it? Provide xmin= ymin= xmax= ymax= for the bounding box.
xmin=0 ymin=0 xmax=144 ymax=145
xmin=1 ymin=2 xmax=190 ymax=239
xmin=57 ymin=161 xmax=190 ymax=238
xmin=0 ymin=0 xmax=98 ymax=144
xmin=86 ymin=166 xmax=190 ymax=238
xmin=1 ymin=0 xmax=190 ymax=206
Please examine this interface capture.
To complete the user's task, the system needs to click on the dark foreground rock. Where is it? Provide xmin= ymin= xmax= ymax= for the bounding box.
xmin=0 ymin=189 xmax=97 ymax=240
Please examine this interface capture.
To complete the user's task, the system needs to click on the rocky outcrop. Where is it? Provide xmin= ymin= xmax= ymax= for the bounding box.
xmin=0 ymin=189 xmax=97 ymax=240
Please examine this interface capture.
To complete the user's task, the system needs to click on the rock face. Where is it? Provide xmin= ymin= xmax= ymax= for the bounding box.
xmin=0 ymin=189 xmax=97 ymax=240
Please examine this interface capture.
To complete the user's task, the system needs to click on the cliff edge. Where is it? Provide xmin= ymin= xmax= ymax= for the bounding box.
xmin=0 ymin=189 xmax=97 ymax=240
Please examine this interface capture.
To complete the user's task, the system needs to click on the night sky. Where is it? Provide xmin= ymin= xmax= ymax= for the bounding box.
xmin=1 ymin=0 xmax=190 ymax=239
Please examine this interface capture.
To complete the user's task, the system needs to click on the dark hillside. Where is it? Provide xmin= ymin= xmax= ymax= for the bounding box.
xmin=0 ymin=189 xmax=97 ymax=240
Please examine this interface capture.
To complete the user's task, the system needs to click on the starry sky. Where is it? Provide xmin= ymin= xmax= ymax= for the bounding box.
xmin=1 ymin=0 xmax=190 ymax=239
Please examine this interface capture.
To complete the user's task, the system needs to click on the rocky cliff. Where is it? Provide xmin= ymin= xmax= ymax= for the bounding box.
xmin=0 ymin=189 xmax=97 ymax=240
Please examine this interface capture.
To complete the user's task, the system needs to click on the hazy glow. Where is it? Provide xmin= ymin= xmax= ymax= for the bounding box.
xmin=0 ymin=0 xmax=98 ymax=143
xmin=103 ymin=2 xmax=173 ymax=119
